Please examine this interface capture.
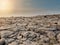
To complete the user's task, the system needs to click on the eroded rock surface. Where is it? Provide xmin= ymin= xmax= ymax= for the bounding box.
xmin=0 ymin=15 xmax=60 ymax=45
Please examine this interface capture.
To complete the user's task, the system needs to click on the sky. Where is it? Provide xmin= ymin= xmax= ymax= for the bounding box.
xmin=14 ymin=0 xmax=60 ymax=16
xmin=0 ymin=0 xmax=60 ymax=17
xmin=33 ymin=0 xmax=60 ymax=11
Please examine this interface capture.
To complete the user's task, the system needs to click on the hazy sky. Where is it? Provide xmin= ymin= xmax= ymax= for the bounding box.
xmin=14 ymin=0 xmax=60 ymax=16
xmin=0 ymin=0 xmax=60 ymax=17
xmin=17 ymin=0 xmax=60 ymax=10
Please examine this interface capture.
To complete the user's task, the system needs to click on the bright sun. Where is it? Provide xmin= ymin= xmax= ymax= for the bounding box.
xmin=0 ymin=0 xmax=14 ymax=14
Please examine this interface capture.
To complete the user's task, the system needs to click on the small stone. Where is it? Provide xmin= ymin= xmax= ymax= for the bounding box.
xmin=47 ymin=31 xmax=55 ymax=39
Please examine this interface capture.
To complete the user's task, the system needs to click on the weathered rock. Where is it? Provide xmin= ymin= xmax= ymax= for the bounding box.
xmin=0 ymin=38 xmax=8 ymax=45
xmin=9 ymin=41 xmax=18 ymax=45
xmin=0 ymin=15 xmax=60 ymax=45
xmin=1 ymin=31 xmax=13 ymax=38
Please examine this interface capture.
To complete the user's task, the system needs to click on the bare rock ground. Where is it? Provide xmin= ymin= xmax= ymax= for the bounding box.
xmin=0 ymin=15 xmax=60 ymax=45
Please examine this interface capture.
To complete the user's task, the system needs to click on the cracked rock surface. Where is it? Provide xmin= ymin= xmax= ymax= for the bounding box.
xmin=0 ymin=15 xmax=60 ymax=45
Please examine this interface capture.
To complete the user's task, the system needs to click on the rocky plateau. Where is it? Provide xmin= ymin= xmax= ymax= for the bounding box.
xmin=0 ymin=15 xmax=60 ymax=45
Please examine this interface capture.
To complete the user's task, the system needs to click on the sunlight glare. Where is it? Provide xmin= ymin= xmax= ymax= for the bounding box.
xmin=0 ymin=0 xmax=14 ymax=14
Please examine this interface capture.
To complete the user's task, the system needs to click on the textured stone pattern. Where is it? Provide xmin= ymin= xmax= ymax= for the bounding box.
xmin=0 ymin=15 xmax=60 ymax=45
